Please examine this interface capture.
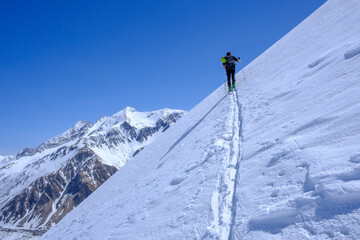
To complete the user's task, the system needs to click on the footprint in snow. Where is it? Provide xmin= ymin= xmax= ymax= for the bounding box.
xmin=278 ymin=170 xmax=286 ymax=176
xmin=349 ymin=154 xmax=360 ymax=163
xmin=344 ymin=46 xmax=360 ymax=60
xmin=308 ymin=56 xmax=327 ymax=68
xmin=169 ymin=177 xmax=186 ymax=186
xmin=271 ymin=189 xmax=280 ymax=198
xmin=267 ymin=150 xmax=291 ymax=167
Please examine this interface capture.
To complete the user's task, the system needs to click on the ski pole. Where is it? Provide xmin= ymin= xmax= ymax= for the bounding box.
xmin=238 ymin=56 xmax=246 ymax=80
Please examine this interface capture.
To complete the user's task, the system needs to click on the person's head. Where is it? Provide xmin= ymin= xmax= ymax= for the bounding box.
xmin=226 ymin=52 xmax=231 ymax=56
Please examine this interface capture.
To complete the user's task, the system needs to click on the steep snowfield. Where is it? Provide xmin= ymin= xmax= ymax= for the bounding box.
xmin=233 ymin=0 xmax=360 ymax=239
xmin=41 ymin=0 xmax=360 ymax=239
xmin=231 ymin=0 xmax=360 ymax=239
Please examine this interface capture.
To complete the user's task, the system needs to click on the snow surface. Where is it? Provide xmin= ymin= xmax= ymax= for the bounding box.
xmin=41 ymin=0 xmax=360 ymax=239
xmin=0 ymin=229 xmax=39 ymax=240
xmin=0 ymin=226 xmax=42 ymax=240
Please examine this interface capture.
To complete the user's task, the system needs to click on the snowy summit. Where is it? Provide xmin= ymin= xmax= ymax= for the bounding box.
xmin=40 ymin=0 xmax=360 ymax=239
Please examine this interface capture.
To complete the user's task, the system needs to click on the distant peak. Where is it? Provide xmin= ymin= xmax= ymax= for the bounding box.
xmin=73 ymin=120 xmax=92 ymax=130
xmin=125 ymin=106 xmax=136 ymax=112
xmin=0 ymin=155 xmax=14 ymax=161
xmin=113 ymin=106 xmax=137 ymax=118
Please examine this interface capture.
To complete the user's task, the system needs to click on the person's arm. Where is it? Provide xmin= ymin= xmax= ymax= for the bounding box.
xmin=234 ymin=57 xmax=241 ymax=63
xmin=223 ymin=63 xmax=226 ymax=69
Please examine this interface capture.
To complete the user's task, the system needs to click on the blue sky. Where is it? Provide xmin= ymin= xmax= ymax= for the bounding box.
xmin=0 ymin=0 xmax=326 ymax=155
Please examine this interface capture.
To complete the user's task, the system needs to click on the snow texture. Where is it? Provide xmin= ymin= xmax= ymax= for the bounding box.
xmin=42 ymin=0 xmax=360 ymax=239
xmin=0 ymin=227 xmax=40 ymax=240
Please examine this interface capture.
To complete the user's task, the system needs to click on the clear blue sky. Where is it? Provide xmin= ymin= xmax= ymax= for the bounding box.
xmin=0 ymin=0 xmax=326 ymax=155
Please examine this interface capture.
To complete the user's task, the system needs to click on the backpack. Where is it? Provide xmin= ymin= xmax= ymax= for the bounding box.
xmin=225 ymin=56 xmax=235 ymax=69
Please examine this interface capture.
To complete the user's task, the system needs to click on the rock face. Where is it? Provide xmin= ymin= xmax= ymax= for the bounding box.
xmin=0 ymin=107 xmax=185 ymax=231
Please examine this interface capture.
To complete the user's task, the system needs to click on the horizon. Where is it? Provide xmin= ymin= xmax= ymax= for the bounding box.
xmin=0 ymin=0 xmax=326 ymax=155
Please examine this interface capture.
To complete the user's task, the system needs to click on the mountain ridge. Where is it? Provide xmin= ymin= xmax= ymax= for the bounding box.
xmin=0 ymin=106 xmax=185 ymax=236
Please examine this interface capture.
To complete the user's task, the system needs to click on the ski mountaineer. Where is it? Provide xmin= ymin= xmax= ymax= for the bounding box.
xmin=222 ymin=52 xmax=241 ymax=92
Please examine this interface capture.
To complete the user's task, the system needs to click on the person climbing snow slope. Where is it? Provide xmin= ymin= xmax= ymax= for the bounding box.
xmin=222 ymin=52 xmax=241 ymax=91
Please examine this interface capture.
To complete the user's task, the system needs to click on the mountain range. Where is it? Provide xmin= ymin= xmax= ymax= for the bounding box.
xmin=0 ymin=107 xmax=185 ymax=238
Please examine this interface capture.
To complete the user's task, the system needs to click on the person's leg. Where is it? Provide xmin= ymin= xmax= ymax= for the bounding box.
xmin=231 ymin=69 xmax=236 ymax=86
xmin=226 ymin=70 xmax=231 ymax=88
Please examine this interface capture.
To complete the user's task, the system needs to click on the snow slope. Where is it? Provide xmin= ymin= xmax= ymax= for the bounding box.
xmin=42 ymin=0 xmax=360 ymax=239
xmin=231 ymin=0 xmax=360 ymax=238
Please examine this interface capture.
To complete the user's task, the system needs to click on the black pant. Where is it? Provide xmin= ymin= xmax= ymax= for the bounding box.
xmin=226 ymin=69 xmax=236 ymax=87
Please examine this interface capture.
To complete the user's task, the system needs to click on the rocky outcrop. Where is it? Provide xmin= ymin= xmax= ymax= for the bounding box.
xmin=0 ymin=149 xmax=117 ymax=229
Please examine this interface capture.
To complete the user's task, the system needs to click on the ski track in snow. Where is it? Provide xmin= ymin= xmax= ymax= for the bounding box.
xmin=204 ymin=89 xmax=243 ymax=240
xmin=228 ymin=90 xmax=244 ymax=240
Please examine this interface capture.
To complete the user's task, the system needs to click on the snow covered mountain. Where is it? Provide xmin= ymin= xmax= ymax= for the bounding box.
xmin=0 ymin=156 xmax=10 ymax=161
xmin=40 ymin=0 xmax=360 ymax=239
xmin=0 ymin=155 xmax=14 ymax=162
xmin=0 ymin=107 xmax=185 ymax=235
